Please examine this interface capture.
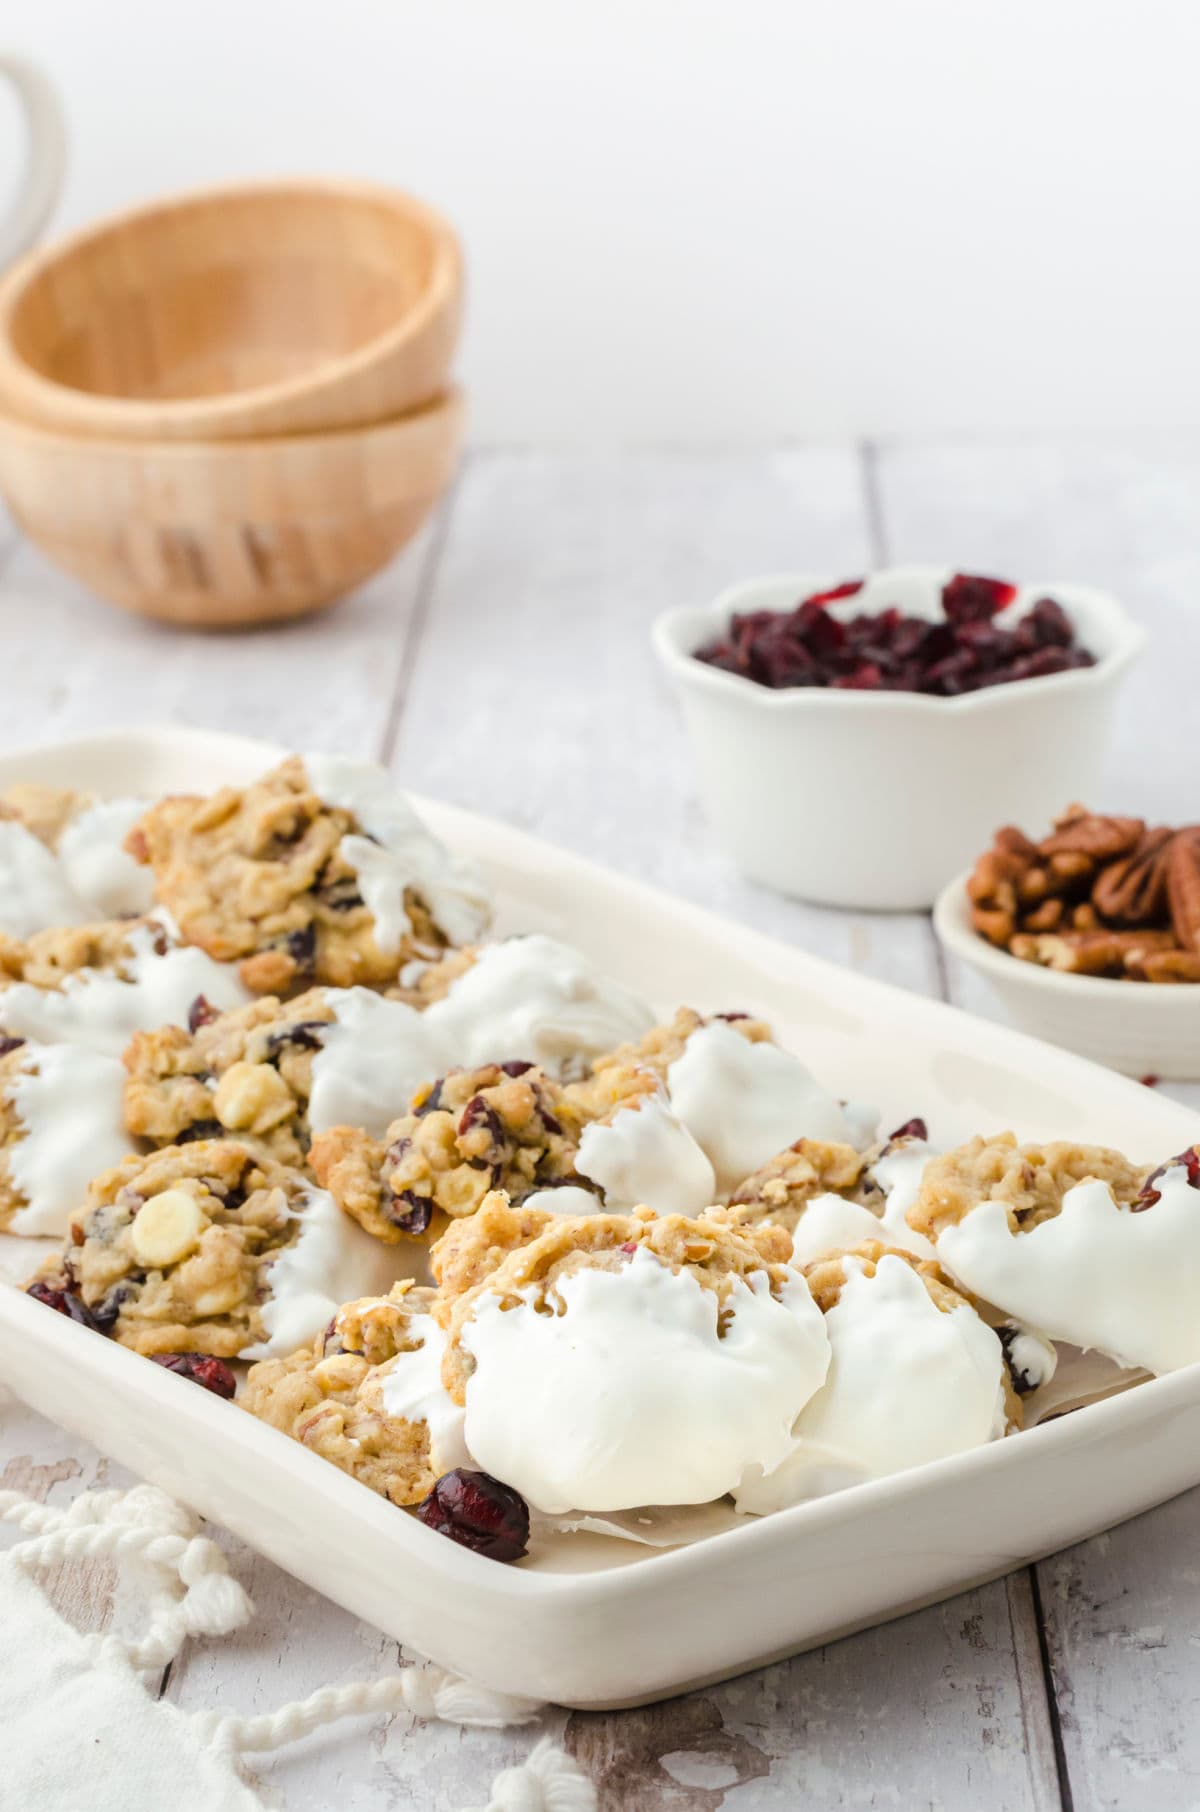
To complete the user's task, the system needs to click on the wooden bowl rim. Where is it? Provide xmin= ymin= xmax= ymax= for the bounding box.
xmin=0 ymin=176 xmax=462 ymax=431
xmin=0 ymin=384 xmax=464 ymax=463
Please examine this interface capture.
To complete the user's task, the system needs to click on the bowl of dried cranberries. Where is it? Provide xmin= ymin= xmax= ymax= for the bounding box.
xmin=654 ymin=566 xmax=1145 ymax=909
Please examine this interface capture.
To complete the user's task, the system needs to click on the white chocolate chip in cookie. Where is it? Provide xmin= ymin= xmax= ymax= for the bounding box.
xmin=130 ymin=1189 xmax=208 ymax=1267
xmin=214 ymin=1061 xmax=295 ymax=1134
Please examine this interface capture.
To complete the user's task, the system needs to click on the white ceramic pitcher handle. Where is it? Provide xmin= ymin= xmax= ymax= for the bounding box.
xmin=0 ymin=55 xmax=66 ymax=271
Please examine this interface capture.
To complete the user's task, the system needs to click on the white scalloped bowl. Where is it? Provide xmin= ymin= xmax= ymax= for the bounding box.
xmin=653 ymin=568 xmax=1146 ymax=910
xmin=934 ymin=871 xmax=1200 ymax=1080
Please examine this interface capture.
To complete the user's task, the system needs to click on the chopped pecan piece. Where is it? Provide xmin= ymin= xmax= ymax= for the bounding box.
xmin=1022 ymin=898 xmax=1064 ymax=933
xmin=1135 ymin=948 xmax=1200 ymax=983
xmin=1011 ymin=928 xmax=1177 ymax=977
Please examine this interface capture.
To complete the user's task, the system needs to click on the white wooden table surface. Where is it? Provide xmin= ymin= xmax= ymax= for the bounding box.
xmin=2 ymin=441 xmax=1199 ymax=1811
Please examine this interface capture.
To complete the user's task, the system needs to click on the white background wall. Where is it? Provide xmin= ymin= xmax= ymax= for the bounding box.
xmin=3 ymin=0 xmax=1200 ymax=445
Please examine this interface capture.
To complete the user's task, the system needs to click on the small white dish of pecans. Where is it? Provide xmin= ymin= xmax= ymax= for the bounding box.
xmin=935 ymin=805 xmax=1200 ymax=1078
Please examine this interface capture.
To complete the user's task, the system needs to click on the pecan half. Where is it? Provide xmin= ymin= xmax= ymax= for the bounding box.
xmin=1092 ymin=826 xmax=1175 ymax=925
xmin=1040 ymin=807 xmax=1145 ymax=862
xmin=1167 ymin=828 xmax=1200 ymax=954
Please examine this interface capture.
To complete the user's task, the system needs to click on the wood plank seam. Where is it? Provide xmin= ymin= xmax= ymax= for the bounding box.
xmin=378 ymin=461 xmax=467 ymax=767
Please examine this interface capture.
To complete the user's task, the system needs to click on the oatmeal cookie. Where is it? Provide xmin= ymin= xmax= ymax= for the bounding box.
xmin=435 ymin=1197 xmax=824 ymax=1514
xmin=127 ymin=755 xmax=491 ymax=995
xmin=33 ymin=1140 xmax=323 ymax=1357
xmin=123 ymin=990 xmax=337 ymax=1165
xmin=311 ymin=1061 xmax=588 ymax=1244
xmin=574 ymin=1007 xmax=771 ymax=1110
xmin=241 ymin=1282 xmax=450 ymax=1507
xmin=727 ymin=1138 xmax=868 ymax=1230
xmin=909 ymin=1133 xmax=1146 ymax=1241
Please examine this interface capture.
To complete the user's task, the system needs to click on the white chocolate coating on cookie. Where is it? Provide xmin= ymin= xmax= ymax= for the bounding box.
xmin=303 ymin=753 xmax=491 ymax=952
xmin=56 ymin=798 xmax=155 ymax=919
xmin=307 ymin=988 xmax=448 ymax=1138
xmin=788 ymin=1141 xmax=938 ymax=1266
xmin=242 ymin=1186 xmax=400 ymax=1359
xmin=932 ymin=1167 xmax=1200 ymax=1374
xmin=424 ymin=935 xmax=653 ymax=1077
xmin=378 ymin=1314 xmax=470 ymax=1475
xmin=667 ymin=1020 xmax=855 ymax=1193
xmin=460 ymin=1246 xmax=831 ymax=1513
xmin=735 ymin=1254 xmax=1009 ymax=1511
xmin=788 ymin=1194 xmax=891 ymax=1266
xmin=0 ymin=822 xmax=91 ymax=937
xmin=5 ymin=1042 xmax=131 ymax=1236
xmin=576 ymin=1091 xmax=716 ymax=1215
xmin=1 ymin=921 xmax=250 ymax=1056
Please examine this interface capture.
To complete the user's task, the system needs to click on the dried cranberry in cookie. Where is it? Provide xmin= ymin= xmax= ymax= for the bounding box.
xmin=911 ymin=1134 xmax=1200 ymax=1374
xmin=734 ymin=1243 xmax=1018 ymax=1512
xmin=127 ymin=755 xmax=491 ymax=995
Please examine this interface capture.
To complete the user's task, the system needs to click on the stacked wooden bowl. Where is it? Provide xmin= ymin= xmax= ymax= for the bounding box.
xmin=0 ymin=180 xmax=465 ymax=627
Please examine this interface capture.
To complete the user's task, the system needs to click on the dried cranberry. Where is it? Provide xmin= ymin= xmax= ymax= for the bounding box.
xmin=416 ymin=1468 xmax=529 ymax=1562
xmin=716 ymin=1011 xmax=751 ymax=1021
xmin=941 ymin=573 xmax=1018 ymax=622
xmin=319 ymin=877 xmax=365 ymax=913
xmin=804 ymin=579 xmax=864 ymax=607
xmin=692 ymin=573 xmax=1092 ymax=698
xmin=1023 ymin=597 xmax=1074 ymax=647
xmin=458 ymin=1095 xmax=503 ymax=1145
xmin=267 ymin=1020 xmax=328 ymax=1055
xmin=1134 ymin=1147 xmax=1200 ymax=1210
xmin=286 ymin=925 xmax=317 ymax=971
xmin=413 ymin=1080 xmax=445 ymax=1118
xmin=997 ymin=1325 xmax=1041 ymax=1395
xmin=149 ymin=1353 xmax=237 ymax=1399
xmin=175 ymin=1118 xmax=225 ymax=1145
xmin=829 ymin=662 xmax=884 ymax=691
xmin=499 ymin=1059 xmax=535 ymax=1076
xmin=25 ymin=1280 xmax=105 ymax=1331
xmin=91 ymin=1285 xmax=133 ymax=1331
xmin=619 ymin=1240 xmax=640 ymax=1255
xmin=0 ymin=1033 xmax=26 ymax=1058
xmin=187 ymin=995 xmax=218 ymax=1034
xmin=388 ymin=1190 xmax=434 ymax=1235
xmin=887 ymin=1117 xmax=928 ymax=1143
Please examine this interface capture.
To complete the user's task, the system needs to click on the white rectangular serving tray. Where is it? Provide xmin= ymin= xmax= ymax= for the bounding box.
xmin=1 ymin=726 xmax=1199 ymax=1710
